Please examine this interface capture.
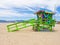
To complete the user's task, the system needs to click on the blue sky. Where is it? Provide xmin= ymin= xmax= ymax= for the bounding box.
xmin=0 ymin=0 xmax=60 ymax=21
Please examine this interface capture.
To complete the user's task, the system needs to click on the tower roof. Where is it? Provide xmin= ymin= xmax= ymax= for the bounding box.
xmin=35 ymin=10 xmax=54 ymax=15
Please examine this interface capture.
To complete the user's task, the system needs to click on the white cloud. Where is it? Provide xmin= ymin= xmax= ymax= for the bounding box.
xmin=0 ymin=10 xmax=20 ymax=17
xmin=0 ymin=0 xmax=58 ymax=8
xmin=0 ymin=9 xmax=35 ymax=17
xmin=0 ymin=0 xmax=59 ymax=20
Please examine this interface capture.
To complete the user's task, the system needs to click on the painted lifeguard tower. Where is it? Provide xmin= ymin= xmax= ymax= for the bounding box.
xmin=7 ymin=10 xmax=55 ymax=32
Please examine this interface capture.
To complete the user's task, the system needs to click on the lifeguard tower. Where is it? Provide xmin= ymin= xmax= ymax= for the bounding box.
xmin=7 ymin=10 xmax=55 ymax=32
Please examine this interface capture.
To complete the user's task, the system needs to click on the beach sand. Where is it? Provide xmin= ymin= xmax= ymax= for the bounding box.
xmin=0 ymin=23 xmax=60 ymax=45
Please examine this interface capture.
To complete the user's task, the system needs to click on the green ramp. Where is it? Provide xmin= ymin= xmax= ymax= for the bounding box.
xmin=7 ymin=19 xmax=36 ymax=32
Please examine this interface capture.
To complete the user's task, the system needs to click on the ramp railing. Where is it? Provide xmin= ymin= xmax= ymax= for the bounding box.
xmin=7 ymin=19 xmax=36 ymax=32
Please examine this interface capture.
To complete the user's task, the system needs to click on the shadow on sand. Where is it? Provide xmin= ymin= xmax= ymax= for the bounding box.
xmin=34 ymin=29 xmax=56 ymax=32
